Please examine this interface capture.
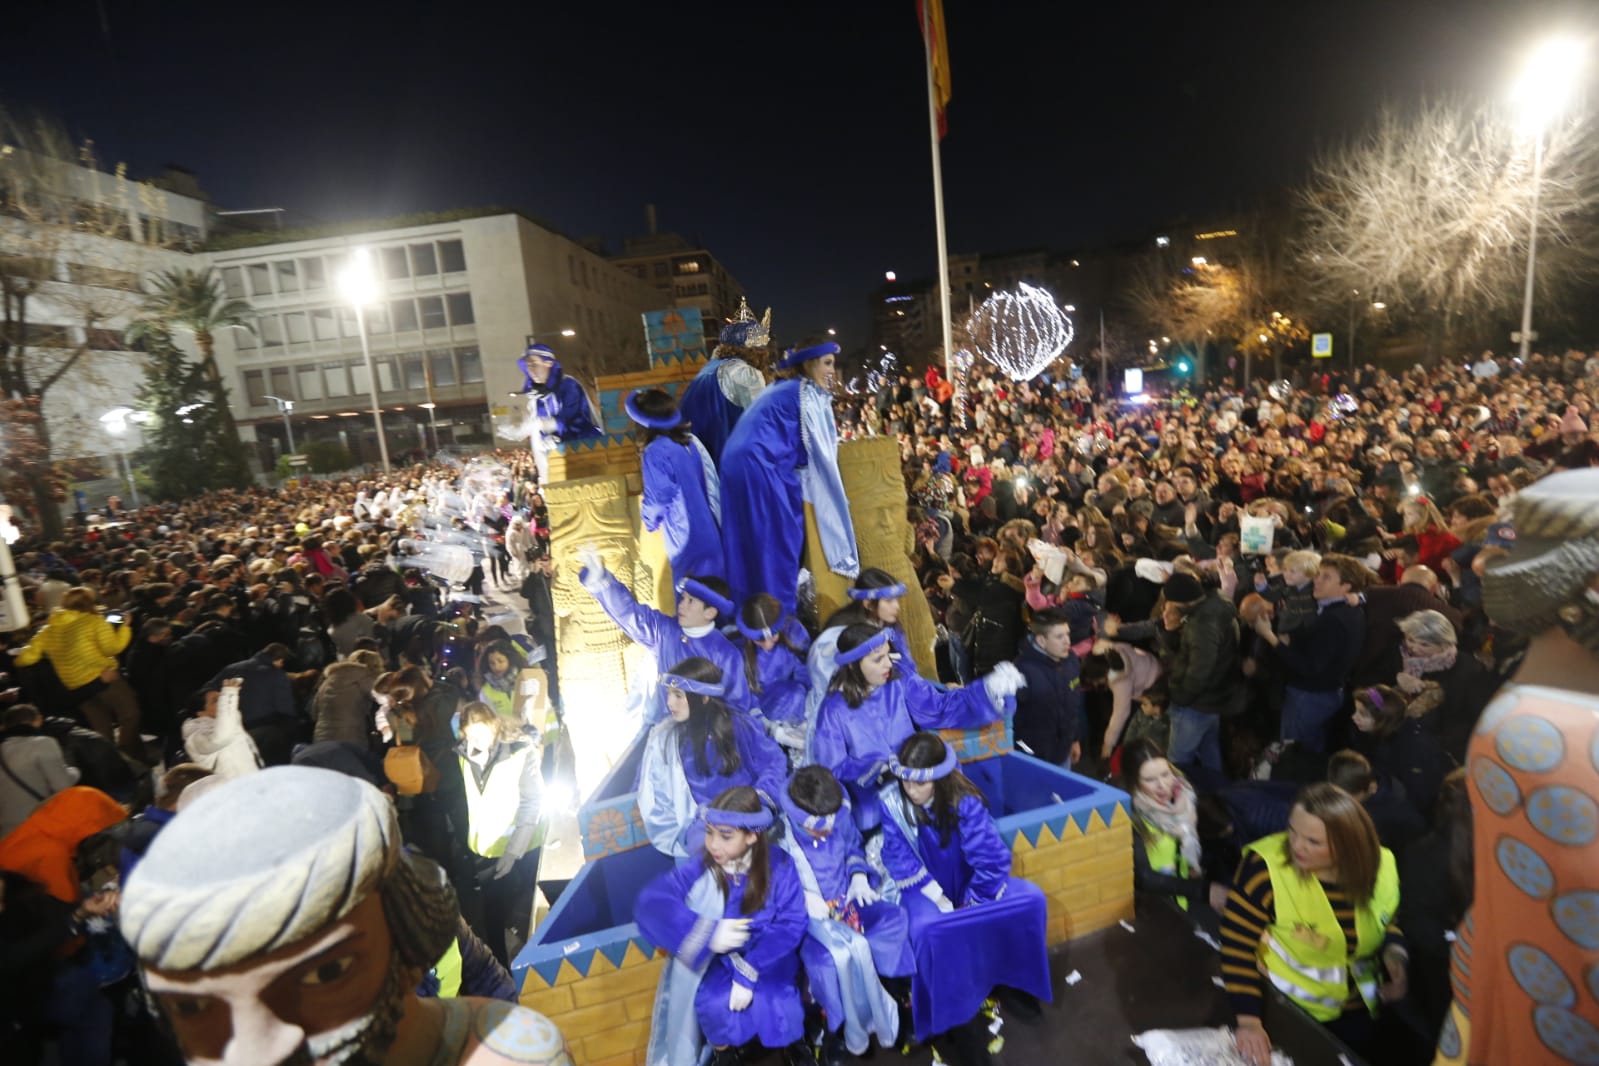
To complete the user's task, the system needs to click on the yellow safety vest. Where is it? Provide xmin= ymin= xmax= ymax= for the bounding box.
xmin=461 ymin=746 xmax=537 ymax=858
xmin=1243 ymin=833 xmax=1399 ymax=1022
xmin=1145 ymin=828 xmax=1190 ymax=911
xmin=432 ymin=937 xmax=463 ymax=998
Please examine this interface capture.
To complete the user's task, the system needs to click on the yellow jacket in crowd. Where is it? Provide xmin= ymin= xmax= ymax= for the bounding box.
xmin=14 ymin=607 xmax=132 ymax=690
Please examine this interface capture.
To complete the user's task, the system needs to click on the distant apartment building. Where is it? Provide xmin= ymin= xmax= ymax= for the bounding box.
xmin=611 ymin=228 xmax=745 ymax=347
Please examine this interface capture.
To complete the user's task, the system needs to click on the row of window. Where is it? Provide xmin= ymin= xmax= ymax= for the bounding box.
xmin=240 ymin=346 xmax=484 ymax=409
xmin=219 ymin=239 xmax=467 ymax=300
xmin=235 ymin=293 xmax=474 ymax=350
xmin=566 ymin=252 xmax=641 ymax=302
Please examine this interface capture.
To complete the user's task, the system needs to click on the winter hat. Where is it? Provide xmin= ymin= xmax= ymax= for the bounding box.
xmin=1483 ymin=469 xmax=1599 ymax=653
xmin=1163 ymin=572 xmax=1206 ymax=605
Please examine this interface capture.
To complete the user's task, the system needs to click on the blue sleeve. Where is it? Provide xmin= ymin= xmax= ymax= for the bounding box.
xmin=797 ymin=387 xmax=860 ymax=579
xmin=639 ymin=443 xmax=678 ymax=535
xmin=903 ymin=673 xmax=1000 ymax=731
xmin=719 ymin=643 xmax=759 ymax=716
xmin=634 ymin=860 xmax=718 ymax=968
xmin=554 ymin=377 xmax=601 ymax=438
xmin=733 ymin=713 xmax=789 ymax=805
xmin=733 ymin=855 xmax=808 ymax=990
xmin=957 ymin=795 xmax=1013 ymax=905
xmin=813 ymin=693 xmax=885 ymax=790
xmin=455 ymin=922 xmax=517 ymax=1001
xmin=584 ymin=568 xmax=669 ymax=650
xmin=877 ymin=798 xmax=930 ymax=890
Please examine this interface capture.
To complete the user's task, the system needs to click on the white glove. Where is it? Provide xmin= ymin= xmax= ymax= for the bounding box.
xmin=770 ymin=721 xmax=807 ymax=750
xmin=729 ymin=982 xmax=754 ymax=1012
xmin=983 ymin=662 xmax=1027 ymax=708
xmin=709 ymin=918 xmax=750 ymax=954
xmin=920 ymin=881 xmax=955 ymax=913
xmin=537 ymin=417 xmax=559 ymax=434
xmin=846 ymin=873 xmax=880 ymax=908
xmin=577 ymin=543 xmax=605 ymax=583
xmin=804 ymin=891 xmax=830 ymax=920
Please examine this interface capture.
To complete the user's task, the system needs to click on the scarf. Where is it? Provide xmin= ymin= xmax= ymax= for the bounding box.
xmin=1402 ymin=644 xmax=1457 ymax=678
xmin=1131 ymin=776 xmax=1203 ymax=875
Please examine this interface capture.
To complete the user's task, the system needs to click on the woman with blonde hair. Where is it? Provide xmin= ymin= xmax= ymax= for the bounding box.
xmin=14 ymin=586 xmax=142 ymax=759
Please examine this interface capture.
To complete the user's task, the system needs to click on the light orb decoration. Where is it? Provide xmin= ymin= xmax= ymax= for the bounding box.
xmin=846 ymin=350 xmax=899 ymax=396
xmin=1268 ymin=379 xmax=1293 ymax=402
xmin=965 ymin=282 xmax=1074 ymax=381
xmin=1326 ymin=393 xmax=1361 ymax=421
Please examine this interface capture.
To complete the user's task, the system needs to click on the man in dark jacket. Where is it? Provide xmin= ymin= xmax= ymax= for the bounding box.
xmin=1154 ymin=572 xmax=1241 ymax=775
xmin=1349 ymin=566 xmax=1463 ymax=686
xmin=1012 ymin=608 xmax=1085 ymax=768
xmin=203 ymin=643 xmax=301 ymax=765
xmin=1252 ymin=554 xmax=1368 ymax=754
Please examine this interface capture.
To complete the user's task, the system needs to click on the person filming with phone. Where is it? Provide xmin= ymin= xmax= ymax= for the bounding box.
xmin=11 ymin=587 xmax=143 ymax=763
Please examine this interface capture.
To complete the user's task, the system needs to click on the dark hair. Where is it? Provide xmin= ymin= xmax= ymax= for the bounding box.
xmin=703 ymin=785 xmax=771 ymax=916
xmin=788 ymin=764 xmax=845 ymax=817
xmin=2 ymin=703 xmax=42 ymax=729
xmin=1119 ymin=737 xmax=1168 ymax=797
xmin=738 ymin=594 xmax=804 ymax=696
xmin=683 ymin=574 xmax=732 ymax=621
xmin=632 ymin=388 xmax=693 ymax=445
xmin=829 ymin=623 xmax=894 ymax=708
xmin=262 ymin=642 xmax=293 ymax=664
xmin=896 ymin=731 xmax=984 ymax=847
xmin=666 ymin=657 xmax=740 ymax=779
xmin=1433 ymin=769 xmax=1474 ymax=921
xmin=1327 ymin=749 xmax=1375 ymax=795
xmin=1029 ymin=605 xmax=1072 ymax=638
xmin=821 ymin=567 xmax=903 ymax=630
xmin=1319 ymin=552 xmax=1372 ymax=592
xmin=323 ymin=586 xmax=359 ymax=627
xmin=1353 ymin=685 xmax=1405 ymax=737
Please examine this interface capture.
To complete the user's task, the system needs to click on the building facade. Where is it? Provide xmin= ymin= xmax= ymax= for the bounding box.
xmin=611 ymin=232 xmax=745 ymax=347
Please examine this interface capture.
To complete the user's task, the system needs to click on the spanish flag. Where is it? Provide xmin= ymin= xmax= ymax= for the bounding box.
xmin=918 ymin=0 xmax=951 ymax=138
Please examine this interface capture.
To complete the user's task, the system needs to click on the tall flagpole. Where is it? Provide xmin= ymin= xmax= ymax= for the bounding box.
xmin=922 ymin=12 xmax=955 ymax=394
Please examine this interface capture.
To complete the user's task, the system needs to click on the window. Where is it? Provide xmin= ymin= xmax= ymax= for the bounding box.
xmin=269 ymin=367 xmax=293 ymax=400
xmin=86 ymin=328 xmax=125 ymax=351
xmin=340 ymin=308 xmax=361 ymax=339
xmin=376 ymin=359 xmax=399 ymax=393
xmin=221 ymin=266 xmax=246 ymax=298
xmin=654 ymin=262 xmax=668 ymax=278
xmin=675 ymin=257 xmax=703 ymax=275
xmin=323 ymin=364 xmax=351 ymax=398
xmin=297 ymin=365 xmax=323 ymax=401
xmin=446 ymin=292 xmax=474 ymax=325
xmin=418 ymin=295 xmax=446 ymax=330
xmin=410 ymin=243 xmax=437 ymax=276
xmin=568 ymin=255 xmax=578 ymax=285
xmin=581 ymin=260 xmax=590 ymax=290
xmin=350 ymin=361 xmax=371 ymax=396
xmin=366 ymin=306 xmax=390 ymax=335
xmin=300 ymin=258 xmax=326 ymax=291
xmin=438 ymin=239 xmax=466 ymax=273
xmin=242 ymin=369 xmax=267 ymax=407
xmin=284 ymin=312 xmax=310 ymax=344
xmin=429 ymin=349 xmax=457 ymax=387
xmin=247 ymin=262 xmax=273 ymax=297
xmin=235 ymin=324 xmax=257 ymax=350
xmin=457 ymin=346 xmax=483 ymax=383
xmin=312 ymin=307 xmax=338 ymax=342
xmin=390 ymin=298 xmax=419 ymax=332
xmin=381 ymin=247 xmax=409 ymax=280
xmin=403 ymin=353 xmax=426 ymax=390
xmin=274 ymin=260 xmax=299 ymax=293
xmin=259 ymin=315 xmax=283 ymax=348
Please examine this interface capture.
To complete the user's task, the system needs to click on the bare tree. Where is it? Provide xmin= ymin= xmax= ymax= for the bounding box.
xmin=0 ymin=108 xmax=170 ymax=535
xmin=1298 ymin=98 xmax=1599 ymax=354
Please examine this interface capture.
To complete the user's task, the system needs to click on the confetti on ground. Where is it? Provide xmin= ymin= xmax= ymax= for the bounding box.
xmin=1064 ymin=970 xmax=1083 ymax=986
xmin=1211 ymin=976 xmax=1226 ymax=989
xmin=1119 ymin=919 xmax=1137 ymax=933
xmin=1194 ymin=930 xmax=1222 ymax=951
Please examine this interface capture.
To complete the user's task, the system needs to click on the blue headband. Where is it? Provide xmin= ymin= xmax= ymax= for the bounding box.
xmin=848 ymin=583 xmax=906 ymax=601
xmin=702 ymin=804 xmax=774 ymax=831
xmin=834 ymin=628 xmax=891 ymax=666
xmin=889 ymin=743 xmax=959 ymax=782
xmin=524 ymin=342 xmax=555 ymax=361
xmin=677 ymin=577 xmax=736 ymax=620
xmin=776 ymin=341 xmax=840 ymax=370
xmin=796 ymin=793 xmax=850 ymax=834
xmin=624 ymin=390 xmax=683 ymax=431
xmin=737 ymin=609 xmax=787 ymax=643
xmin=662 ymin=673 xmax=725 ymax=698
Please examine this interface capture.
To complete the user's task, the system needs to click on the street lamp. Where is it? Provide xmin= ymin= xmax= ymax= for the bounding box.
xmin=263 ymin=395 xmax=296 ymax=455
xmin=1510 ymin=36 xmax=1587 ymax=362
xmin=336 ymin=248 xmax=390 ymax=473
xmin=98 ymin=406 xmax=149 ymax=509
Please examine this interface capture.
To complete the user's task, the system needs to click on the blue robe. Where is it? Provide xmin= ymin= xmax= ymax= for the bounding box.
xmin=812 ymin=673 xmax=1008 ymax=827
xmin=742 ymin=634 xmax=811 ymax=728
xmin=582 ymin=568 xmax=756 ymax=727
xmin=635 ymin=851 xmax=808 ymax=1051
xmin=517 ymin=358 xmax=601 ymax=439
xmin=876 ymin=788 xmax=1053 ymax=1040
xmin=677 ymin=356 xmax=762 ymax=468
xmin=640 ymin=434 xmax=724 ymax=582
xmin=639 ymin=712 xmax=791 ymax=857
xmin=804 ymin=622 xmax=919 ymax=760
xmin=719 ymin=378 xmax=859 ymax=616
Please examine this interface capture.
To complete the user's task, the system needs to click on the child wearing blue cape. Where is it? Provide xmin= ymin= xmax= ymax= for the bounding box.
xmin=577 ymin=547 xmax=756 ymax=726
xmin=735 ymin=593 xmax=813 ymax=756
xmin=778 ymin=765 xmax=913 ymax=1065
xmin=876 ymin=732 xmax=1053 ymax=1065
xmin=635 ymin=786 xmax=811 ymax=1066
xmin=637 ymin=658 xmax=789 ymax=858
xmin=812 ymin=624 xmax=1023 ymax=828
xmin=625 ymin=387 xmax=725 ymax=582
xmin=804 ymin=569 xmax=922 ymax=758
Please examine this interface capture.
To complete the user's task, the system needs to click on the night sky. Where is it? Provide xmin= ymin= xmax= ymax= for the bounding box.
xmin=4 ymin=0 xmax=1592 ymax=343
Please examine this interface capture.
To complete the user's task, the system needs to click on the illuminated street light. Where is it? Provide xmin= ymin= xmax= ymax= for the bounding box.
xmin=1510 ymin=36 xmax=1587 ymax=362
xmin=1155 ymin=236 xmax=1170 ymax=248
xmin=98 ymin=406 xmax=147 ymax=508
xmin=1191 ymin=257 xmax=1208 ymax=266
xmin=885 ymin=271 xmax=897 ymax=283
xmin=263 ymin=394 xmax=296 ymax=454
xmin=827 ymin=328 xmax=837 ymax=336
xmin=560 ymin=328 xmax=576 ymax=337
xmin=1372 ymin=301 xmax=1387 ymax=310
xmin=336 ymin=247 xmax=390 ymax=473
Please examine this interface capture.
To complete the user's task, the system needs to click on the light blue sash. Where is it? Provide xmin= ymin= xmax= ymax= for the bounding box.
xmin=645 ymin=869 xmax=721 ymax=1066
xmin=638 ymin=720 xmax=698 ymax=858
xmin=875 ymin=781 xmax=933 ymax=905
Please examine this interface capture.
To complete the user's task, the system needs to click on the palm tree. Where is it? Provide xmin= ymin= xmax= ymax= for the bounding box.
xmin=128 ymin=268 xmax=254 ymax=439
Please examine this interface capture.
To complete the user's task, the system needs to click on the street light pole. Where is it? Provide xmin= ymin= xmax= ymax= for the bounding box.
xmin=265 ymin=396 xmax=296 ymax=454
xmin=353 ymin=303 xmax=390 ymax=473
xmin=1516 ymin=131 xmax=1544 ymax=364
xmin=337 ymin=248 xmax=390 ymax=473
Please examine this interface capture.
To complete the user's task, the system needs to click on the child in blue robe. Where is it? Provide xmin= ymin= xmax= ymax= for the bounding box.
xmin=635 ymin=786 xmax=811 ymax=1066
xmin=812 ymin=625 xmax=1023 ymax=827
xmin=804 ymin=569 xmax=924 ymax=760
xmin=638 ymin=659 xmax=789 ymax=858
xmin=626 ymin=387 xmax=725 ymax=582
xmin=876 ymin=732 xmax=1053 ymax=1063
xmin=736 ymin=593 xmax=813 ymax=755
xmin=577 ymin=552 xmax=756 ymax=727
xmin=779 ymin=766 xmax=913 ymax=1064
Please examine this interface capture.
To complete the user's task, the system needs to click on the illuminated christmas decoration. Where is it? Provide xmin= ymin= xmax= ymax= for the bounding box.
xmin=845 ymin=350 xmax=899 ymax=396
xmin=1268 ymin=379 xmax=1293 ymax=402
xmin=965 ymin=282 xmax=1074 ymax=381
xmin=951 ymin=347 xmax=974 ymax=428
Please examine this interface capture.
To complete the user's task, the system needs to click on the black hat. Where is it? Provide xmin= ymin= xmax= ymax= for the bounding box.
xmin=1164 ymin=572 xmax=1205 ymax=604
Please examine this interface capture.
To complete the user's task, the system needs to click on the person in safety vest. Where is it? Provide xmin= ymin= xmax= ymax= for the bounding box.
xmin=419 ymin=916 xmax=517 ymax=1002
xmin=1219 ymin=782 xmax=1405 ymax=1066
xmin=1122 ymin=738 xmax=1225 ymax=916
xmin=455 ymin=701 xmax=544 ymax=968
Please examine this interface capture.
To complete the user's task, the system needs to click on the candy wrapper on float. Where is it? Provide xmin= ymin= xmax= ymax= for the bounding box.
xmin=1132 ymin=1027 xmax=1295 ymax=1066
